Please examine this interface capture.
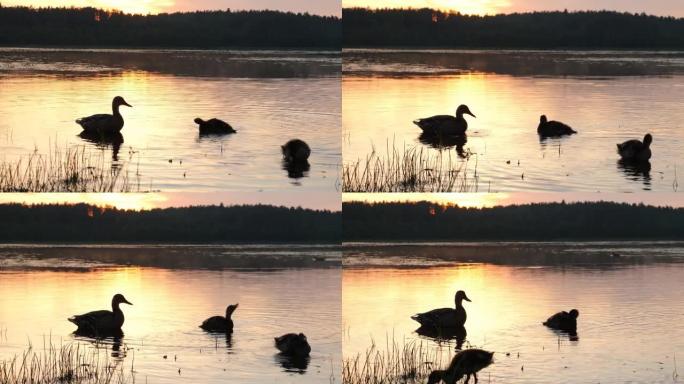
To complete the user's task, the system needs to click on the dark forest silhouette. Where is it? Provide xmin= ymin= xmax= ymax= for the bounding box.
xmin=344 ymin=201 xmax=684 ymax=241
xmin=0 ymin=204 xmax=340 ymax=243
xmin=0 ymin=6 xmax=341 ymax=48
xmin=343 ymin=8 xmax=684 ymax=48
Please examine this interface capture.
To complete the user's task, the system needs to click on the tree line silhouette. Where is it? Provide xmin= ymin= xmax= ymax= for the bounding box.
xmin=343 ymin=8 xmax=684 ymax=48
xmin=344 ymin=201 xmax=684 ymax=241
xmin=0 ymin=204 xmax=340 ymax=243
xmin=0 ymin=5 xmax=341 ymax=48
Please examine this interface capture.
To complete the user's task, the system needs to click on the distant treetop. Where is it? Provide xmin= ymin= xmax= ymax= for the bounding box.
xmin=0 ymin=6 xmax=341 ymax=48
xmin=343 ymin=7 xmax=684 ymax=49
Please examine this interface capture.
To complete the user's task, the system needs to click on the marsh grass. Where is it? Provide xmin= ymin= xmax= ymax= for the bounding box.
xmin=0 ymin=144 xmax=137 ymax=192
xmin=0 ymin=338 xmax=130 ymax=384
xmin=343 ymin=338 xmax=450 ymax=384
xmin=343 ymin=142 xmax=479 ymax=192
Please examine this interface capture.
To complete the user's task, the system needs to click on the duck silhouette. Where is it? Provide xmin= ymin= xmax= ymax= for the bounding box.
xmin=617 ymin=134 xmax=652 ymax=161
xmin=194 ymin=118 xmax=236 ymax=135
xmin=413 ymin=105 xmax=475 ymax=136
xmin=275 ymin=333 xmax=311 ymax=357
xmin=200 ymin=303 xmax=238 ymax=333
xmin=68 ymin=293 xmax=132 ymax=337
xmin=537 ymin=115 xmax=576 ymax=137
xmin=427 ymin=348 xmax=494 ymax=384
xmin=411 ymin=290 xmax=470 ymax=330
xmin=76 ymin=96 xmax=132 ymax=134
xmin=543 ymin=309 xmax=579 ymax=332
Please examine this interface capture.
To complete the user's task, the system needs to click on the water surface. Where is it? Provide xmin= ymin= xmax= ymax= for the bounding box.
xmin=0 ymin=245 xmax=341 ymax=383
xmin=343 ymin=242 xmax=684 ymax=383
xmin=343 ymin=49 xmax=684 ymax=192
xmin=0 ymin=48 xmax=341 ymax=192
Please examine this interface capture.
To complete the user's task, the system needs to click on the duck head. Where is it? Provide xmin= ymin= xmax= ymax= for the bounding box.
xmin=194 ymin=118 xmax=204 ymax=125
xmin=569 ymin=309 xmax=579 ymax=319
xmin=113 ymin=96 xmax=132 ymax=109
xmin=225 ymin=303 xmax=239 ymax=318
xmin=112 ymin=293 xmax=133 ymax=308
xmin=540 ymin=115 xmax=548 ymax=124
xmin=456 ymin=104 xmax=476 ymax=118
xmin=427 ymin=370 xmax=446 ymax=384
xmin=643 ymin=133 xmax=653 ymax=147
xmin=455 ymin=290 xmax=471 ymax=305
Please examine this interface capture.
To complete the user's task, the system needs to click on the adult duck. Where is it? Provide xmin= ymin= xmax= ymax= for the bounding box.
xmin=543 ymin=309 xmax=579 ymax=332
xmin=194 ymin=118 xmax=236 ymax=135
xmin=428 ymin=348 xmax=494 ymax=384
xmin=411 ymin=290 xmax=471 ymax=329
xmin=200 ymin=303 xmax=239 ymax=333
xmin=275 ymin=333 xmax=311 ymax=357
xmin=537 ymin=115 xmax=576 ymax=137
xmin=282 ymin=139 xmax=311 ymax=163
xmin=413 ymin=104 xmax=475 ymax=136
xmin=617 ymin=134 xmax=652 ymax=161
xmin=76 ymin=96 xmax=132 ymax=134
xmin=68 ymin=293 xmax=132 ymax=336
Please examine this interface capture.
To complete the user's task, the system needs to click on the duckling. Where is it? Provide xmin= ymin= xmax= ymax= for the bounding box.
xmin=543 ymin=309 xmax=579 ymax=332
xmin=76 ymin=96 xmax=132 ymax=134
xmin=194 ymin=118 xmax=236 ymax=135
xmin=68 ymin=293 xmax=132 ymax=336
xmin=617 ymin=134 xmax=652 ymax=161
xmin=282 ymin=139 xmax=311 ymax=163
xmin=411 ymin=290 xmax=470 ymax=329
xmin=427 ymin=349 xmax=494 ymax=384
xmin=275 ymin=333 xmax=311 ymax=357
xmin=200 ymin=303 xmax=238 ymax=333
xmin=537 ymin=115 xmax=576 ymax=136
xmin=413 ymin=104 xmax=475 ymax=136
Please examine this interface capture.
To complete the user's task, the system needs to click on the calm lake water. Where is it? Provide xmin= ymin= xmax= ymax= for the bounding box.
xmin=0 ymin=245 xmax=341 ymax=384
xmin=343 ymin=242 xmax=684 ymax=383
xmin=0 ymin=48 xmax=341 ymax=192
xmin=343 ymin=49 xmax=684 ymax=192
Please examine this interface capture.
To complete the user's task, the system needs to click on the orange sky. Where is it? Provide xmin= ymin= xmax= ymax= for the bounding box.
xmin=2 ymin=0 xmax=341 ymax=16
xmin=343 ymin=0 xmax=684 ymax=17
xmin=0 ymin=192 xmax=341 ymax=211
xmin=343 ymin=192 xmax=684 ymax=208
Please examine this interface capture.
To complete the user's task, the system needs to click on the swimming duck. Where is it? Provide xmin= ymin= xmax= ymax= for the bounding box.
xmin=411 ymin=290 xmax=471 ymax=329
xmin=194 ymin=118 xmax=236 ymax=135
xmin=200 ymin=303 xmax=238 ymax=333
xmin=76 ymin=96 xmax=132 ymax=134
xmin=413 ymin=104 xmax=475 ymax=136
xmin=282 ymin=139 xmax=311 ymax=163
xmin=275 ymin=333 xmax=311 ymax=357
xmin=537 ymin=115 xmax=576 ymax=136
xmin=617 ymin=134 xmax=652 ymax=161
xmin=427 ymin=348 xmax=494 ymax=384
xmin=68 ymin=293 xmax=132 ymax=336
xmin=543 ymin=309 xmax=579 ymax=332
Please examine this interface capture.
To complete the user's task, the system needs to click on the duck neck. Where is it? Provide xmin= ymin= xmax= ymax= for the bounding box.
xmin=455 ymin=298 xmax=464 ymax=309
xmin=112 ymin=102 xmax=121 ymax=117
xmin=112 ymin=300 xmax=122 ymax=313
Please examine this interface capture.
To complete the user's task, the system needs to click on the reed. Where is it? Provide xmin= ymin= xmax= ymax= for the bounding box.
xmin=343 ymin=338 xmax=450 ymax=384
xmin=0 ymin=338 xmax=130 ymax=384
xmin=0 ymin=144 xmax=137 ymax=192
xmin=343 ymin=142 xmax=478 ymax=192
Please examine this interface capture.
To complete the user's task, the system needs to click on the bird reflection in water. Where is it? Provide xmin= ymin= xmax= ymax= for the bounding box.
xmin=418 ymin=132 xmax=468 ymax=158
xmin=416 ymin=325 xmax=467 ymax=350
xmin=282 ymin=159 xmax=310 ymax=180
xmin=617 ymin=159 xmax=652 ymax=190
xmin=274 ymin=353 xmax=310 ymax=373
xmin=78 ymin=131 xmax=124 ymax=163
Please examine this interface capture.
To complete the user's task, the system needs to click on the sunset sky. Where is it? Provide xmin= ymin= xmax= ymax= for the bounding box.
xmin=2 ymin=0 xmax=341 ymax=16
xmin=342 ymin=0 xmax=684 ymax=17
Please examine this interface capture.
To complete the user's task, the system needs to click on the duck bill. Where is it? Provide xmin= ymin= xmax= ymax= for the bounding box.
xmin=123 ymin=299 xmax=133 ymax=305
xmin=467 ymin=111 xmax=476 ymax=118
xmin=464 ymin=295 xmax=472 ymax=302
xmin=123 ymin=101 xmax=133 ymax=108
